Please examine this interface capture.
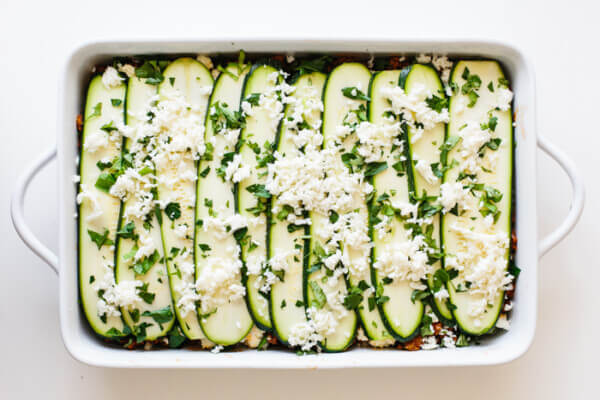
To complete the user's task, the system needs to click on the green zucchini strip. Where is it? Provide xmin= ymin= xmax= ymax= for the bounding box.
xmin=443 ymin=60 xmax=513 ymax=335
xmin=153 ymin=58 xmax=213 ymax=341
xmin=268 ymin=72 xmax=327 ymax=347
xmin=236 ymin=64 xmax=287 ymax=331
xmin=368 ymin=69 xmax=422 ymax=341
xmin=78 ymin=73 xmax=127 ymax=338
xmin=114 ymin=73 xmax=174 ymax=341
xmin=194 ymin=62 xmax=254 ymax=345
xmin=402 ymin=64 xmax=453 ymax=322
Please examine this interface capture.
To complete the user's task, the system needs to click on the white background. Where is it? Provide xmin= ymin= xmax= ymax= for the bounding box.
xmin=1 ymin=0 xmax=598 ymax=398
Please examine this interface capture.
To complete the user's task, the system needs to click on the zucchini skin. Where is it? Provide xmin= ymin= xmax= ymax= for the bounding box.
xmin=267 ymin=72 xmax=313 ymax=345
xmin=236 ymin=62 xmax=283 ymax=332
xmin=189 ymin=61 xmax=222 ymax=339
xmin=159 ymin=58 xmax=213 ymax=340
xmin=194 ymin=61 xmax=253 ymax=345
xmin=78 ymin=75 xmax=129 ymax=339
xmin=398 ymin=66 xmax=417 ymax=200
xmin=443 ymin=60 xmax=513 ymax=335
xmin=433 ymin=62 xmax=459 ymax=326
xmin=367 ymin=70 xmax=422 ymax=343
xmin=310 ymin=63 xmax=368 ymax=352
xmin=400 ymin=64 xmax=455 ymax=325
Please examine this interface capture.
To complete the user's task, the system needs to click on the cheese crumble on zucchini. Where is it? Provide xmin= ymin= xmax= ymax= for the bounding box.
xmin=77 ymin=53 xmax=517 ymax=351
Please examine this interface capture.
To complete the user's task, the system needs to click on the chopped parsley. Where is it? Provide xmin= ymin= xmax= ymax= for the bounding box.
xmin=86 ymin=102 xmax=102 ymax=121
xmin=341 ymin=86 xmax=370 ymax=101
xmin=425 ymin=95 xmax=448 ymax=113
xmin=132 ymin=250 xmax=160 ymax=276
xmin=142 ymin=306 xmax=174 ymax=329
xmin=308 ymin=281 xmax=326 ymax=309
xmin=164 ymin=202 xmax=181 ymax=221
xmin=461 ymin=67 xmax=482 ymax=107
xmin=137 ymin=282 xmax=155 ymax=304
xmin=295 ymin=55 xmax=332 ymax=74
xmin=87 ymin=229 xmax=113 ymax=249
xmin=94 ymin=172 xmax=116 ymax=192
xmin=135 ymin=61 xmax=165 ymax=85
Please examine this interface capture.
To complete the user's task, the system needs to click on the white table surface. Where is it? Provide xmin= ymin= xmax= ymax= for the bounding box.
xmin=1 ymin=0 xmax=597 ymax=398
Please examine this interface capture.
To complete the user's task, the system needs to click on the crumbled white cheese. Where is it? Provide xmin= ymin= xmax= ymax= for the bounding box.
xmin=92 ymin=263 xmax=143 ymax=318
xmin=442 ymin=335 xmax=456 ymax=348
xmin=266 ymin=146 xmax=370 ymax=216
xmin=202 ymin=214 xmax=249 ymax=240
xmin=415 ymin=159 xmax=438 ymax=185
xmin=496 ymin=88 xmax=513 ymax=111
xmin=101 ymin=66 xmax=124 ymax=89
xmin=76 ymin=184 xmax=103 ymax=222
xmin=373 ymin=235 xmax=432 ymax=289
xmin=210 ymin=345 xmax=224 ymax=354
xmin=287 ymin=319 xmax=324 ymax=351
xmin=134 ymin=232 xmax=156 ymax=261
xmin=224 ymin=153 xmax=251 ymax=183
xmin=431 ymin=55 xmax=454 ymax=84
xmin=496 ymin=313 xmax=510 ymax=330
xmin=195 ymin=257 xmax=246 ymax=313
xmin=420 ymin=336 xmax=439 ymax=350
xmin=415 ymin=53 xmax=432 ymax=64
xmin=84 ymin=130 xmax=109 ymax=153
xmin=380 ymin=84 xmax=449 ymax=142
xmin=354 ymin=120 xmax=402 ymax=163
xmin=455 ymin=122 xmax=492 ymax=174
xmin=439 ymin=182 xmax=470 ymax=213
xmin=446 ymin=223 xmax=512 ymax=323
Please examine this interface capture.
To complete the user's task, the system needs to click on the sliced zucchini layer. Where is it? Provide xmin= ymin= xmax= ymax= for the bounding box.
xmin=78 ymin=54 xmax=516 ymax=350
xmin=154 ymin=58 xmax=213 ymax=340
xmin=269 ymin=72 xmax=326 ymax=346
xmin=443 ymin=61 xmax=513 ymax=335
xmin=195 ymin=63 xmax=254 ymax=345
xmin=306 ymin=62 xmax=380 ymax=351
xmin=237 ymin=64 xmax=286 ymax=331
xmin=402 ymin=64 xmax=453 ymax=322
xmin=114 ymin=75 xmax=174 ymax=341
xmin=369 ymin=70 xmax=422 ymax=341
xmin=78 ymin=75 xmax=127 ymax=338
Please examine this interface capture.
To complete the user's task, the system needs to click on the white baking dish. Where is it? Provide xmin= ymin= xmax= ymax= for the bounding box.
xmin=11 ymin=39 xmax=585 ymax=368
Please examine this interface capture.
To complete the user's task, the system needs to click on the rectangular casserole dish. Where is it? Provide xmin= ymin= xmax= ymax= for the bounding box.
xmin=11 ymin=39 xmax=584 ymax=368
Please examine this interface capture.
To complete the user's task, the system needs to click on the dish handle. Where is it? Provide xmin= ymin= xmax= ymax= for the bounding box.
xmin=11 ymin=147 xmax=59 ymax=274
xmin=537 ymin=135 xmax=585 ymax=258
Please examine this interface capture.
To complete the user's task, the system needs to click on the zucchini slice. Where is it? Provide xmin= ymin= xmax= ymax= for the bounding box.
xmin=401 ymin=64 xmax=453 ymax=322
xmin=443 ymin=60 xmax=513 ymax=335
xmin=307 ymin=62 xmax=378 ymax=351
xmin=78 ymin=75 xmax=127 ymax=338
xmin=155 ymin=58 xmax=213 ymax=341
xmin=236 ymin=64 xmax=285 ymax=331
xmin=114 ymin=74 xmax=175 ymax=340
xmin=369 ymin=70 xmax=423 ymax=341
xmin=268 ymin=72 xmax=327 ymax=345
xmin=195 ymin=63 xmax=254 ymax=345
